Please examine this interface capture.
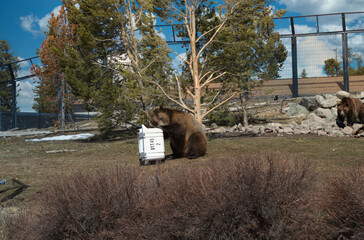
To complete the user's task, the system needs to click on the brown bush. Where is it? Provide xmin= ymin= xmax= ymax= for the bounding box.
xmin=138 ymin=154 xmax=314 ymax=240
xmin=319 ymin=168 xmax=364 ymax=240
xmin=5 ymin=154 xmax=315 ymax=240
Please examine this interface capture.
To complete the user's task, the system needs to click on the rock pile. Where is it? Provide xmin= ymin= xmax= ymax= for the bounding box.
xmin=207 ymin=91 xmax=364 ymax=137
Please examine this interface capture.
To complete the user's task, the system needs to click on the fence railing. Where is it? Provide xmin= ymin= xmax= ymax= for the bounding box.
xmin=275 ymin=12 xmax=364 ymax=97
xmin=0 ymin=112 xmax=94 ymax=131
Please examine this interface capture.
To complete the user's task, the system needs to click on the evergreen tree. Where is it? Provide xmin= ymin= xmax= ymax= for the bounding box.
xmin=61 ymin=0 xmax=172 ymax=134
xmin=301 ymin=69 xmax=308 ymax=78
xmin=324 ymin=58 xmax=341 ymax=77
xmin=0 ymin=40 xmax=19 ymax=112
xmin=31 ymin=6 xmax=77 ymax=129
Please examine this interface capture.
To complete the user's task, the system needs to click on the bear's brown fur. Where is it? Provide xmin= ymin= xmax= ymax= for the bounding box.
xmin=337 ymin=97 xmax=364 ymax=133
xmin=148 ymin=106 xmax=207 ymax=159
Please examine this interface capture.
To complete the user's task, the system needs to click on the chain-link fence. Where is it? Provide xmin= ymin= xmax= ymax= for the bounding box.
xmin=0 ymin=57 xmax=94 ymax=131
xmin=0 ymin=112 xmax=94 ymax=131
xmin=2 ymin=12 xmax=364 ymax=130
xmin=257 ymin=12 xmax=364 ymax=97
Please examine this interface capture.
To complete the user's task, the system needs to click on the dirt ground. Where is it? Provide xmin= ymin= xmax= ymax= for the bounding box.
xmin=1 ymin=132 xmax=364 ymax=208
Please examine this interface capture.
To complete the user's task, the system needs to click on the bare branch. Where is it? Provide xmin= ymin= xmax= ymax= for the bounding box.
xmin=197 ymin=21 xmax=226 ymax=58
xmin=133 ymin=4 xmax=144 ymax=29
xmin=201 ymin=88 xmax=223 ymax=107
xmin=196 ymin=24 xmax=220 ymax=42
xmin=175 ymin=74 xmax=193 ymax=111
xmin=141 ymin=59 xmax=156 ymax=73
xmin=197 ymin=3 xmax=240 ymax=58
xmin=146 ymin=79 xmax=193 ymax=113
xmin=202 ymin=93 xmax=236 ymax=118
xmin=201 ymin=72 xmax=227 ymax=88
xmin=186 ymin=87 xmax=195 ymax=100
xmin=171 ymin=48 xmax=190 ymax=66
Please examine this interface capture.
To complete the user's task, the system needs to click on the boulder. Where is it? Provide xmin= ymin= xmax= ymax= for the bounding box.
xmin=315 ymin=108 xmax=332 ymax=118
xmin=266 ymin=123 xmax=282 ymax=131
xmin=321 ymin=94 xmax=340 ymax=108
xmin=211 ymin=123 xmax=218 ymax=129
xmin=336 ymin=91 xmax=351 ymax=99
xmin=342 ymin=126 xmax=353 ymax=135
xmin=315 ymin=95 xmax=325 ymax=107
xmin=300 ymin=97 xmax=318 ymax=111
xmin=306 ymin=112 xmax=326 ymax=124
xmin=286 ymin=103 xmax=309 ymax=117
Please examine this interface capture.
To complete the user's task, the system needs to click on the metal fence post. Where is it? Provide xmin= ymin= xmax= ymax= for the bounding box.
xmin=290 ymin=17 xmax=298 ymax=97
xmin=0 ymin=101 xmax=2 ymax=131
xmin=8 ymin=63 xmax=17 ymax=129
xmin=342 ymin=13 xmax=349 ymax=92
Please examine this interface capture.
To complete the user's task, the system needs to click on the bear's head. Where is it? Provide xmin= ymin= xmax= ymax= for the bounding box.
xmin=148 ymin=106 xmax=172 ymax=128
xmin=337 ymin=97 xmax=351 ymax=121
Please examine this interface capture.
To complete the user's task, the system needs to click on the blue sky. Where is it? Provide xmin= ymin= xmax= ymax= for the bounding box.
xmin=0 ymin=0 xmax=364 ymax=112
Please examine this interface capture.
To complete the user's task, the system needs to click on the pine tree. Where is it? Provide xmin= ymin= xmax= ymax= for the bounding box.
xmin=61 ymin=0 xmax=172 ymax=134
xmin=0 ymin=40 xmax=19 ymax=112
xmin=301 ymin=69 xmax=308 ymax=78
xmin=31 ymin=6 xmax=77 ymax=129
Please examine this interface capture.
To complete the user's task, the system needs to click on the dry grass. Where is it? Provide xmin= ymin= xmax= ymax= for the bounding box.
xmin=2 ymin=133 xmax=364 ymax=239
xmin=1 ymin=134 xmax=364 ymax=208
xmin=3 ymin=154 xmax=316 ymax=240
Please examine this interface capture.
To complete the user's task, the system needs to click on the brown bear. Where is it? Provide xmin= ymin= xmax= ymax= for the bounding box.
xmin=336 ymin=97 xmax=364 ymax=133
xmin=148 ymin=106 xmax=207 ymax=159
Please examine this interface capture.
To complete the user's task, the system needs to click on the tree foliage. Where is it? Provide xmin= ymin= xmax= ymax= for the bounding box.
xmin=0 ymin=40 xmax=19 ymax=112
xmin=39 ymin=0 xmax=287 ymax=131
xmin=151 ymin=0 xmax=287 ymax=123
xmin=324 ymin=49 xmax=364 ymax=77
xmin=324 ymin=58 xmax=341 ymax=77
xmin=31 ymin=6 xmax=77 ymax=124
xmin=60 ymin=0 xmax=172 ymax=134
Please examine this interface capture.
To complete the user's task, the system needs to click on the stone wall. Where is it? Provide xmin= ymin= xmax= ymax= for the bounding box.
xmin=206 ymin=91 xmax=364 ymax=137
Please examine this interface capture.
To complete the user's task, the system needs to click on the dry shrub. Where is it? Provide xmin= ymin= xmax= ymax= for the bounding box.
xmin=5 ymin=166 xmax=144 ymax=240
xmin=320 ymin=168 xmax=364 ymax=240
xmin=6 ymin=154 xmax=315 ymax=240
xmin=139 ymin=154 xmax=314 ymax=239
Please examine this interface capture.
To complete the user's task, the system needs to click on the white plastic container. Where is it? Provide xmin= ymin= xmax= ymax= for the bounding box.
xmin=138 ymin=124 xmax=165 ymax=165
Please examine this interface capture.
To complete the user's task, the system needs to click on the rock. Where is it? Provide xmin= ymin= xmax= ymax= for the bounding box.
xmin=300 ymin=97 xmax=318 ymax=111
xmin=329 ymin=130 xmax=344 ymax=137
xmin=266 ymin=123 xmax=282 ymax=131
xmin=293 ymin=129 xmax=301 ymax=135
xmin=315 ymin=108 xmax=332 ymax=118
xmin=321 ymin=94 xmax=340 ymax=108
xmin=251 ymin=126 xmax=263 ymax=135
xmin=352 ymin=123 xmax=362 ymax=133
xmin=213 ymin=127 xmax=226 ymax=133
xmin=306 ymin=113 xmax=326 ymax=124
xmin=336 ymin=91 xmax=351 ymax=99
xmin=286 ymin=103 xmax=309 ymax=117
xmin=211 ymin=123 xmax=218 ymax=129
xmin=300 ymin=129 xmax=310 ymax=134
xmin=317 ymin=130 xmax=327 ymax=136
xmin=342 ymin=126 xmax=353 ymax=135
xmin=237 ymin=123 xmax=243 ymax=131
xmin=331 ymin=107 xmax=338 ymax=117
xmin=282 ymin=127 xmax=293 ymax=134
xmin=315 ymin=95 xmax=325 ymax=107
xmin=228 ymin=125 xmax=238 ymax=132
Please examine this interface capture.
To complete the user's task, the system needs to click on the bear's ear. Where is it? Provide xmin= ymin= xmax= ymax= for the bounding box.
xmin=159 ymin=105 xmax=164 ymax=110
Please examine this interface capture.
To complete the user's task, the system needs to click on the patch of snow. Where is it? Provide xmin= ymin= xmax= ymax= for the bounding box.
xmin=26 ymin=133 xmax=95 ymax=142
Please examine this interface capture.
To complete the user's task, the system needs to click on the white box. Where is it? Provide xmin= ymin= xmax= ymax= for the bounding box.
xmin=138 ymin=124 xmax=165 ymax=165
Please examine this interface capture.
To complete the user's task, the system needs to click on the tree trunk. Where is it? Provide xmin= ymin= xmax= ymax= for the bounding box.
xmin=240 ymin=93 xmax=248 ymax=127
xmin=189 ymin=3 xmax=202 ymax=124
